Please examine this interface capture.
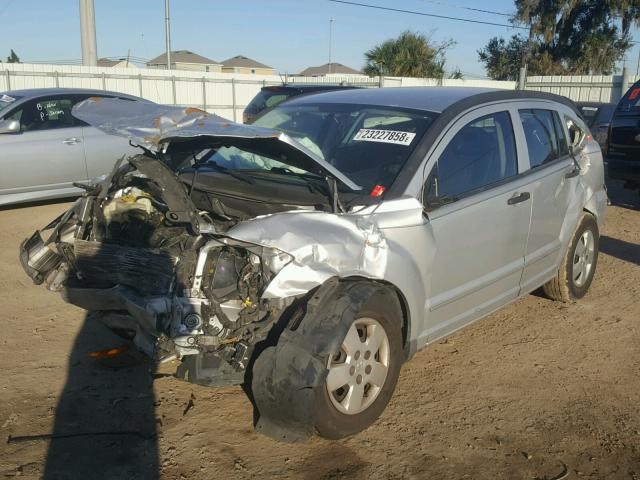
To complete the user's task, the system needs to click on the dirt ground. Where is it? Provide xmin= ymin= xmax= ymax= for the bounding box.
xmin=0 ymin=182 xmax=638 ymax=480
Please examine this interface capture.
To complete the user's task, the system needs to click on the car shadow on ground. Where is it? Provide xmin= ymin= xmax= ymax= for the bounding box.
xmin=0 ymin=197 xmax=78 ymax=212
xmin=605 ymin=175 xmax=640 ymax=211
xmin=42 ymin=313 xmax=159 ymax=480
xmin=600 ymin=236 xmax=640 ymax=266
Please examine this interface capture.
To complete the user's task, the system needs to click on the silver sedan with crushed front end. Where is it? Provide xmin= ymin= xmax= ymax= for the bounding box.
xmin=20 ymin=87 xmax=606 ymax=441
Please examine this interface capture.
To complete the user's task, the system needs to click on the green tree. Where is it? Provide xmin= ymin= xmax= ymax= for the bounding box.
xmin=448 ymin=68 xmax=464 ymax=79
xmin=478 ymin=0 xmax=640 ymax=78
xmin=6 ymin=49 xmax=20 ymax=63
xmin=478 ymin=35 xmax=527 ymax=80
xmin=363 ymin=30 xmax=454 ymax=78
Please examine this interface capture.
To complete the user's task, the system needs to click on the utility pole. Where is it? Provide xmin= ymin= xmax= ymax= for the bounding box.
xmin=165 ymin=0 xmax=172 ymax=70
xmin=328 ymin=18 xmax=333 ymax=74
xmin=79 ymin=0 xmax=97 ymax=66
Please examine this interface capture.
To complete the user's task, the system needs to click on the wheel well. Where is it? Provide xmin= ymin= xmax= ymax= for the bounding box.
xmin=583 ymin=207 xmax=597 ymax=220
xmin=336 ymin=277 xmax=411 ymax=360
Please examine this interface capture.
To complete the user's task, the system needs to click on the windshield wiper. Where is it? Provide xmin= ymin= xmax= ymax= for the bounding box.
xmin=268 ymin=167 xmax=344 ymax=213
xmin=194 ymin=160 xmax=254 ymax=184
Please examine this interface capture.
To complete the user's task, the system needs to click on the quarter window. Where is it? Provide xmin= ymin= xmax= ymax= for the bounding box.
xmin=431 ymin=111 xmax=518 ymax=199
xmin=565 ymin=116 xmax=586 ymax=151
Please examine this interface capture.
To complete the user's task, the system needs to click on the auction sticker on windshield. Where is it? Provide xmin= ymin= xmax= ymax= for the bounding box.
xmin=353 ymin=129 xmax=416 ymax=146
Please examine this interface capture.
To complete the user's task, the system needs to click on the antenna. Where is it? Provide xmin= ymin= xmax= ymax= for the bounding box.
xmin=328 ymin=18 xmax=334 ymax=74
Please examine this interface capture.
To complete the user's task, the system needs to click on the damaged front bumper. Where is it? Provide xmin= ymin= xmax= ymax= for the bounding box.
xmin=18 ymin=155 xmax=296 ymax=387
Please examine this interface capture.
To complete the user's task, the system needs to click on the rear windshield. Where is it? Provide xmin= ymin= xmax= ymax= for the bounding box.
xmin=252 ymin=102 xmax=436 ymax=191
xmin=246 ymin=89 xmax=294 ymax=114
xmin=0 ymin=93 xmax=21 ymax=115
xmin=578 ymin=106 xmax=600 ymax=127
xmin=616 ymin=84 xmax=640 ymax=113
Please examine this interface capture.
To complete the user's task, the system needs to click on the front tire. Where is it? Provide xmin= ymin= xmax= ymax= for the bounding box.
xmin=250 ymin=280 xmax=403 ymax=441
xmin=543 ymin=213 xmax=599 ymax=302
xmin=315 ymin=296 xmax=403 ymax=439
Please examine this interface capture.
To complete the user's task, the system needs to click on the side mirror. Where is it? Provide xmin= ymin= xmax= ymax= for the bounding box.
xmin=0 ymin=118 xmax=20 ymax=134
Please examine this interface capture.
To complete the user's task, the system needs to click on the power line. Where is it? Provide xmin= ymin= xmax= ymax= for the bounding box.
xmin=417 ymin=0 xmax=512 ymax=18
xmin=328 ymin=0 xmax=527 ymax=29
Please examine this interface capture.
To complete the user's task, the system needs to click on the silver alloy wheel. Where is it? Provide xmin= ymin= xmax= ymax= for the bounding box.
xmin=573 ymin=229 xmax=595 ymax=287
xmin=326 ymin=317 xmax=390 ymax=415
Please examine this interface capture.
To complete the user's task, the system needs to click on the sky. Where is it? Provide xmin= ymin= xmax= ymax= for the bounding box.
xmin=1 ymin=0 xmax=639 ymax=78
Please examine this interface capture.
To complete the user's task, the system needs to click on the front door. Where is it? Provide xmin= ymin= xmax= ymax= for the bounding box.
xmin=422 ymin=107 xmax=532 ymax=342
xmin=0 ymin=95 xmax=87 ymax=196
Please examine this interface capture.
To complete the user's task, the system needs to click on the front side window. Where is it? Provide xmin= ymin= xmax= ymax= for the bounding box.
xmin=430 ymin=111 xmax=517 ymax=200
xmin=519 ymin=109 xmax=561 ymax=168
xmin=8 ymin=97 xmax=77 ymax=132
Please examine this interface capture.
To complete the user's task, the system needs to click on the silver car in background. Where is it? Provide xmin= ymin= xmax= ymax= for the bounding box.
xmin=0 ymin=88 xmax=149 ymax=206
xmin=20 ymin=88 xmax=606 ymax=442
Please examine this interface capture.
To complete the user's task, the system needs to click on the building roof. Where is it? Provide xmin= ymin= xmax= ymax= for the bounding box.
xmin=147 ymin=50 xmax=219 ymax=65
xmin=97 ymin=58 xmax=135 ymax=68
xmin=221 ymin=55 xmax=273 ymax=69
xmin=97 ymin=58 xmax=119 ymax=67
xmin=299 ymin=63 xmax=361 ymax=76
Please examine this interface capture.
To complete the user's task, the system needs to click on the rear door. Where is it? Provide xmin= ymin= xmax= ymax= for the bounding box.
xmin=517 ymin=106 xmax=577 ymax=293
xmin=422 ymin=105 xmax=532 ymax=340
xmin=0 ymin=95 xmax=87 ymax=195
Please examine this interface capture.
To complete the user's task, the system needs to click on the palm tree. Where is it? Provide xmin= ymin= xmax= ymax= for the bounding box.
xmin=363 ymin=31 xmax=454 ymax=78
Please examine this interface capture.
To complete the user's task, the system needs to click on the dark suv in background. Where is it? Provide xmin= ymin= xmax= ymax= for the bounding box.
xmin=243 ymin=84 xmax=361 ymax=124
xmin=575 ymin=101 xmax=615 ymax=150
xmin=607 ymin=80 xmax=640 ymax=192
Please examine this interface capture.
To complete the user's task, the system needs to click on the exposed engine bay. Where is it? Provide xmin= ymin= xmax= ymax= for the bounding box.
xmin=20 ymin=154 xmax=299 ymax=386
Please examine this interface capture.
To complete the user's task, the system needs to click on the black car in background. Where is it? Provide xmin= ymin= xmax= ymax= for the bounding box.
xmin=607 ymin=80 xmax=640 ymax=191
xmin=243 ymin=84 xmax=361 ymax=124
xmin=575 ymin=101 xmax=616 ymax=150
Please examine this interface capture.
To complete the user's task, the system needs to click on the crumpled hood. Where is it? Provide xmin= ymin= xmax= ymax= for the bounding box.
xmin=72 ymin=97 xmax=361 ymax=191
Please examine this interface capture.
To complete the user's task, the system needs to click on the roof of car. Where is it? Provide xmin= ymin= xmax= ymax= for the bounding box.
xmin=575 ymin=101 xmax=615 ymax=107
xmin=1 ymin=88 xmax=144 ymax=100
xmin=284 ymin=86 xmax=577 ymax=114
xmin=265 ymin=84 xmax=361 ymax=92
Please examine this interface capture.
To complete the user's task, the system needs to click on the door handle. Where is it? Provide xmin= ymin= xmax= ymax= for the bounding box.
xmin=62 ymin=137 xmax=81 ymax=145
xmin=507 ymin=192 xmax=530 ymax=205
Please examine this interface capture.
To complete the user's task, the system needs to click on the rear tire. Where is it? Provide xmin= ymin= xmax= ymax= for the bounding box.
xmin=543 ymin=213 xmax=599 ymax=302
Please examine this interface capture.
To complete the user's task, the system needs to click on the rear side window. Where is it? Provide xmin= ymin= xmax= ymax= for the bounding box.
xmin=434 ymin=111 xmax=518 ymax=198
xmin=519 ymin=109 xmax=568 ymax=168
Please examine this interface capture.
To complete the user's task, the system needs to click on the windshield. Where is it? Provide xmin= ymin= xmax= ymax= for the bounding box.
xmin=242 ymin=102 xmax=436 ymax=191
xmin=616 ymin=83 xmax=640 ymax=113
xmin=578 ymin=106 xmax=599 ymax=127
xmin=0 ymin=94 xmax=20 ymax=116
xmin=245 ymin=89 xmax=293 ymax=114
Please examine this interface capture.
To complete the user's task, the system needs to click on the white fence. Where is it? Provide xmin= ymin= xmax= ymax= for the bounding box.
xmin=0 ymin=64 xmax=513 ymax=121
xmin=1 ymin=63 xmax=635 ymax=122
xmin=524 ymin=73 xmax=639 ymax=103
